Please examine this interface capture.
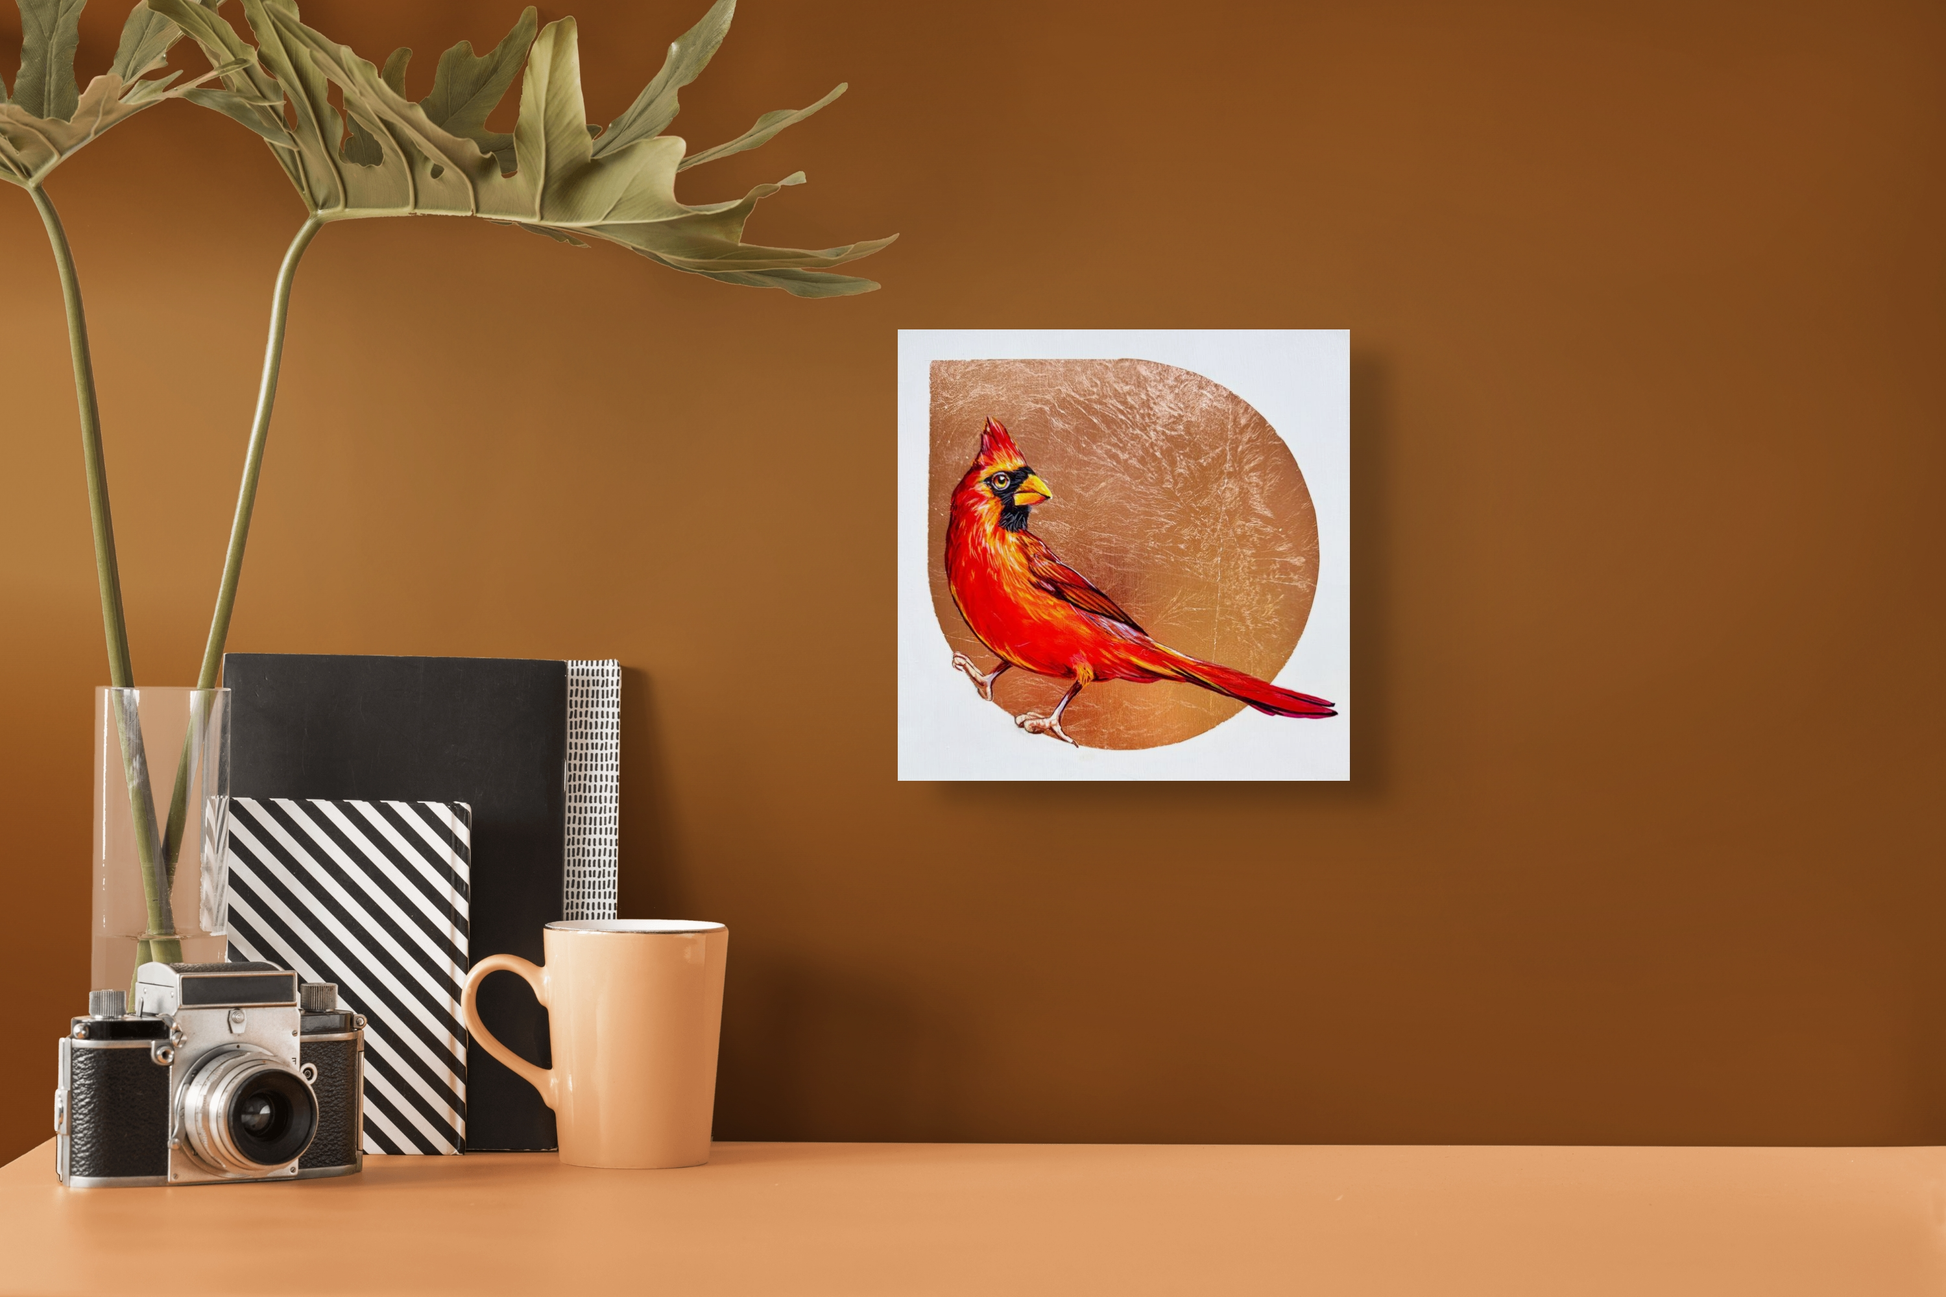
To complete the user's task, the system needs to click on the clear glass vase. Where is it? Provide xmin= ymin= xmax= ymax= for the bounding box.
xmin=92 ymin=687 xmax=232 ymax=993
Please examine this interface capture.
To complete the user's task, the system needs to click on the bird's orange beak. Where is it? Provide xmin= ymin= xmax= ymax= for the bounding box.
xmin=1013 ymin=473 xmax=1053 ymax=507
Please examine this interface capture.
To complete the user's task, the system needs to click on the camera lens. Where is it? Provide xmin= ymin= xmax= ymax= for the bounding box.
xmin=225 ymin=1069 xmax=313 ymax=1165
xmin=178 ymin=1047 xmax=319 ymax=1176
xmin=239 ymin=1095 xmax=277 ymax=1135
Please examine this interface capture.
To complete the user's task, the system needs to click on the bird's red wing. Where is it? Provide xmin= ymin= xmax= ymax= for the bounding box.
xmin=1020 ymin=534 xmax=1146 ymax=635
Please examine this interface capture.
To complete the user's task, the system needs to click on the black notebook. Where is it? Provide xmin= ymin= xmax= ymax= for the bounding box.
xmin=222 ymin=653 xmax=620 ymax=1152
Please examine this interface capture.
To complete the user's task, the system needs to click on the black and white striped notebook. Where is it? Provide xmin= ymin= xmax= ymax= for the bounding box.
xmin=224 ymin=797 xmax=471 ymax=1155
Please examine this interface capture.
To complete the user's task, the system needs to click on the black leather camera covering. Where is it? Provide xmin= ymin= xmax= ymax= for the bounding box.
xmin=300 ymin=1037 xmax=361 ymax=1170
xmin=67 ymin=1047 xmax=169 ymax=1179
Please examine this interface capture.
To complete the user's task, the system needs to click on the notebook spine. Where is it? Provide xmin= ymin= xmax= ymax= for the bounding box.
xmin=563 ymin=661 xmax=621 ymax=921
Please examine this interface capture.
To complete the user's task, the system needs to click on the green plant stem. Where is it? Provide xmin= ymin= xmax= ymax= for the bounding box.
xmin=29 ymin=184 xmax=179 ymax=973
xmin=193 ymin=213 xmax=324 ymax=692
xmin=158 ymin=215 xmax=325 ymax=875
xmin=30 ymin=186 xmax=133 ymax=690
xmin=107 ymin=690 xmax=173 ymax=971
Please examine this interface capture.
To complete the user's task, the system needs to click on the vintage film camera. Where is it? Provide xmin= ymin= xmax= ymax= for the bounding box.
xmin=55 ymin=962 xmax=365 ymax=1187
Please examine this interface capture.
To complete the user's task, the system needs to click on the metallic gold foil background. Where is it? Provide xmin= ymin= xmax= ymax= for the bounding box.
xmin=928 ymin=359 xmax=1320 ymax=750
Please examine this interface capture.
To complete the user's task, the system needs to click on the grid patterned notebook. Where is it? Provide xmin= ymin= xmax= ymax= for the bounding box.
xmin=565 ymin=660 xmax=620 ymax=921
xmin=224 ymin=797 xmax=471 ymax=1155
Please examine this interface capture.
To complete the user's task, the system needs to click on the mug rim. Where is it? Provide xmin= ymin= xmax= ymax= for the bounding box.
xmin=545 ymin=919 xmax=724 ymax=935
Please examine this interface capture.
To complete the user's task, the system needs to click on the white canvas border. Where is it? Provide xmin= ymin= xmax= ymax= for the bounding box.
xmin=897 ymin=330 xmax=1350 ymax=781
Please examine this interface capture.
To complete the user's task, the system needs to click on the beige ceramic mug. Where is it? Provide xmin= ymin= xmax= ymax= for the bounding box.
xmin=461 ymin=920 xmax=728 ymax=1169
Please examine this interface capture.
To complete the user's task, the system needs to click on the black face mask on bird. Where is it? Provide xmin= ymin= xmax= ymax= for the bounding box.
xmin=983 ymin=463 xmax=1053 ymax=531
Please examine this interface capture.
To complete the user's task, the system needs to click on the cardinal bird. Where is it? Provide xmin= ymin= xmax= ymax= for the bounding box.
xmin=945 ymin=417 xmax=1337 ymax=745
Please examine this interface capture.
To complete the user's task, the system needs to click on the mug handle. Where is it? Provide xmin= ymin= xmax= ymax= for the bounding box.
xmin=461 ymin=954 xmax=556 ymax=1108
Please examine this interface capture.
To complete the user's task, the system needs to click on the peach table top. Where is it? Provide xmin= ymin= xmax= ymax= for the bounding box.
xmin=1 ymin=1139 xmax=1941 ymax=1295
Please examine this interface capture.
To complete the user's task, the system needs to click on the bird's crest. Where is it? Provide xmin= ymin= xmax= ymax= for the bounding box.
xmin=977 ymin=417 xmax=1025 ymax=468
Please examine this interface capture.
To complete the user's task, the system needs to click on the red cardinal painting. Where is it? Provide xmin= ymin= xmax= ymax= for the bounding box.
xmin=945 ymin=417 xmax=1337 ymax=745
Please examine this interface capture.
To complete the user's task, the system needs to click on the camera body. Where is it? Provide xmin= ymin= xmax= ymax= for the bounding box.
xmin=55 ymin=962 xmax=364 ymax=1187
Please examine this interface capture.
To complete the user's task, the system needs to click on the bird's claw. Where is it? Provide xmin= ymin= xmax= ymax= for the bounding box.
xmin=952 ymin=652 xmax=997 ymax=701
xmin=1014 ymin=711 xmax=1077 ymax=746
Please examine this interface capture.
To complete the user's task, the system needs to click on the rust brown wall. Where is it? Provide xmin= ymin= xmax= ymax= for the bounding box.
xmin=3 ymin=0 xmax=1942 ymax=1163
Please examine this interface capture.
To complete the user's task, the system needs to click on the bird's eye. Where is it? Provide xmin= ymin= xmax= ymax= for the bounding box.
xmin=992 ymin=473 xmax=1010 ymax=490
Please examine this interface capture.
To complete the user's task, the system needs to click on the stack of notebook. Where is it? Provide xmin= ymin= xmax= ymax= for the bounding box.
xmin=219 ymin=654 xmax=621 ymax=1153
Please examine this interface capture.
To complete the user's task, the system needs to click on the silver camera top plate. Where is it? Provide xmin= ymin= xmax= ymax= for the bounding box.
xmin=139 ymin=963 xmax=310 ymax=1186
xmin=135 ymin=962 xmax=299 ymax=1016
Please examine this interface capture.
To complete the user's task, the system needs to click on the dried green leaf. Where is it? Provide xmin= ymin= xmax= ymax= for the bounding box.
xmin=241 ymin=0 xmax=347 ymax=209
xmin=0 ymin=0 xmax=235 ymax=188
xmin=678 ymin=82 xmax=845 ymax=172
xmin=110 ymin=3 xmax=181 ymax=82
xmin=680 ymin=265 xmax=882 ymax=298
xmin=342 ymin=112 xmax=383 ymax=165
xmin=157 ymin=0 xmax=893 ymax=293
xmin=14 ymin=0 xmax=86 ymax=121
xmin=510 ymin=220 xmax=586 ymax=247
xmin=420 ymin=6 xmax=532 ymax=161
xmin=590 ymin=0 xmax=732 ymax=159
xmin=379 ymin=45 xmax=409 ymax=95
xmin=181 ymin=85 xmax=292 ymax=147
xmin=146 ymin=0 xmax=302 ymax=193
xmin=146 ymin=0 xmax=265 ymax=84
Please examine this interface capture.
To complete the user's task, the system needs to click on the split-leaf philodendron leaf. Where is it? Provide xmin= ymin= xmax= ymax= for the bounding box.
xmin=0 ymin=0 xmax=236 ymax=187
xmin=151 ymin=0 xmax=896 ymax=296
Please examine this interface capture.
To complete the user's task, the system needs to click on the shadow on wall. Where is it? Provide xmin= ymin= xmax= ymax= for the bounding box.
xmin=936 ymin=348 xmax=1396 ymax=803
xmin=615 ymin=667 xmax=969 ymax=1140
xmin=714 ymin=953 xmax=971 ymax=1141
xmin=1348 ymin=351 xmax=1393 ymax=793
xmin=617 ymin=667 xmax=688 ymax=921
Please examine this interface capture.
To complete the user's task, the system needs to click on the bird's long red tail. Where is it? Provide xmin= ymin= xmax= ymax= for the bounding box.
xmin=1164 ymin=653 xmax=1336 ymax=718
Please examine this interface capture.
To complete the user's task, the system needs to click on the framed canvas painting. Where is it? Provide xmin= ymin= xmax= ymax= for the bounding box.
xmin=898 ymin=330 xmax=1350 ymax=781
